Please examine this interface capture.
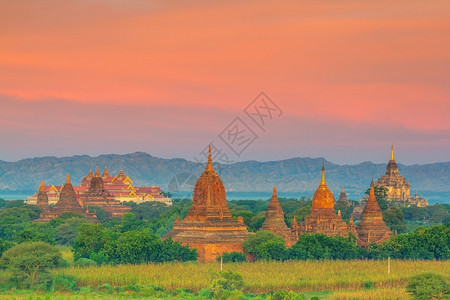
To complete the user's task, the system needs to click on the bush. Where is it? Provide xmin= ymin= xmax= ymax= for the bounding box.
xmin=217 ymin=251 xmax=246 ymax=263
xmin=243 ymin=231 xmax=285 ymax=258
xmin=50 ymin=275 xmax=78 ymax=292
xmin=268 ymin=290 xmax=306 ymax=300
xmin=210 ymin=270 xmax=244 ymax=299
xmin=406 ymin=273 xmax=449 ymax=299
xmin=74 ymin=258 xmax=97 ymax=267
xmin=0 ymin=242 xmax=65 ymax=288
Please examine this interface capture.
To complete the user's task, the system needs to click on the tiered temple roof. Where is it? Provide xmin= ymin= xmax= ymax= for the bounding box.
xmin=296 ymin=166 xmax=356 ymax=237
xmin=260 ymin=187 xmax=297 ymax=247
xmin=36 ymin=174 xmax=97 ymax=222
xmin=376 ymin=145 xmax=427 ymax=207
xmin=165 ymin=146 xmax=249 ymax=262
xmin=82 ymin=166 xmax=132 ymax=218
xmin=356 ymin=182 xmax=392 ymax=248
xmin=337 ymin=187 xmax=351 ymax=206
xmin=27 ymin=168 xmax=172 ymax=206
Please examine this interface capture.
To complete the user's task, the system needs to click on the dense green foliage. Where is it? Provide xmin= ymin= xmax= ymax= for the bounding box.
xmin=243 ymin=231 xmax=286 ymax=261
xmin=217 ymin=252 xmax=247 ymax=263
xmin=210 ymin=270 xmax=245 ymax=299
xmin=72 ymin=222 xmax=197 ymax=264
xmin=289 ymin=234 xmax=363 ymax=260
xmin=406 ymin=273 xmax=449 ymax=300
xmin=0 ymin=242 xmax=65 ymax=288
xmin=383 ymin=206 xmax=408 ymax=233
xmin=369 ymin=224 xmax=450 ymax=260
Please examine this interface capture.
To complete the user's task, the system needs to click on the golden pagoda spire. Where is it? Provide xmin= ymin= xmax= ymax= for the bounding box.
xmin=342 ymin=186 xmax=345 ymax=193
xmin=38 ymin=180 xmax=46 ymax=192
xmin=390 ymin=144 xmax=395 ymax=161
xmin=65 ymin=174 xmax=71 ymax=184
xmin=272 ymin=186 xmax=277 ymax=197
xmin=320 ymin=163 xmax=326 ymax=186
xmin=95 ymin=165 xmax=100 ymax=176
xmin=205 ymin=145 xmax=214 ymax=173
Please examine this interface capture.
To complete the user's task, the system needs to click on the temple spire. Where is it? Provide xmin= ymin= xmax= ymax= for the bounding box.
xmin=65 ymin=174 xmax=71 ymax=184
xmin=390 ymin=144 xmax=395 ymax=161
xmin=320 ymin=163 xmax=326 ymax=186
xmin=38 ymin=180 xmax=46 ymax=192
xmin=272 ymin=186 xmax=277 ymax=197
xmin=95 ymin=165 xmax=100 ymax=176
xmin=205 ymin=145 xmax=214 ymax=173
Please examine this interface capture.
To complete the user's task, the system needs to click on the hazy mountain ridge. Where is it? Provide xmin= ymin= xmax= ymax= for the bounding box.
xmin=0 ymin=152 xmax=449 ymax=201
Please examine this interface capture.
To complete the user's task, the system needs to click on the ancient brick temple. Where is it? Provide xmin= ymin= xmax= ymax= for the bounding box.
xmin=260 ymin=187 xmax=297 ymax=247
xmin=36 ymin=180 xmax=49 ymax=212
xmin=356 ymin=182 xmax=392 ymax=248
xmin=376 ymin=145 xmax=428 ymax=207
xmin=82 ymin=166 xmax=131 ymax=218
xmin=165 ymin=146 xmax=249 ymax=262
xmin=36 ymin=174 xmax=97 ymax=222
xmin=337 ymin=187 xmax=351 ymax=206
xmin=296 ymin=166 xmax=356 ymax=237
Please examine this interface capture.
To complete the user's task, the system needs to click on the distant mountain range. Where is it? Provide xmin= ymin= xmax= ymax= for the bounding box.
xmin=0 ymin=152 xmax=449 ymax=203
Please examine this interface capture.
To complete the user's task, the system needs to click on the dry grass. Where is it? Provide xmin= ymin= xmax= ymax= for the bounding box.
xmin=55 ymin=260 xmax=449 ymax=293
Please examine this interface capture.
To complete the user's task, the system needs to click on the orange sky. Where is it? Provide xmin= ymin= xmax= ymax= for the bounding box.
xmin=0 ymin=0 xmax=449 ymax=163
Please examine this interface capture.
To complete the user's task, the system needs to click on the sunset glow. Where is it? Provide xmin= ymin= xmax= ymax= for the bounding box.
xmin=1 ymin=0 xmax=449 ymax=163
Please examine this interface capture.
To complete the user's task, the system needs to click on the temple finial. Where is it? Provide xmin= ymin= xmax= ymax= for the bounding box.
xmin=342 ymin=186 xmax=345 ymax=193
xmin=95 ymin=165 xmax=99 ymax=176
xmin=272 ymin=186 xmax=277 ymax=197
xmin=390 ymin=144 xmax=395 ymax=161
xmin=205 ymin=145 xmax=214 ymax=172
xmin=65 ymin=174 xmax=71 ymax=184
xmin=320 ymin=163 xmax=326 ymax=186
xmin=38 ymin=180 xmax=46 ymax=192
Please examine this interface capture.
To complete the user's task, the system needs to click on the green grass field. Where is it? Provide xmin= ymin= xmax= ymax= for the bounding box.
xmin=0 ymin=259 xmax=448 ymax=299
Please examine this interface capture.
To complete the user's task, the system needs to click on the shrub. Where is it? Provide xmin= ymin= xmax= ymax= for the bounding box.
xmin=217 ymin=251 xmax=246 ymax=263
xmin=406 ymin=273 xmax=449 ymax=300
xmin=268 ymin=290 xmax=306 ymax=300
xmin=243 ymin=230 xmax=285 ymax=259
xmin=210 ymin=270 xmax=244 ymax=299
xmin=50 ymin=275 xmax=78 ymax=292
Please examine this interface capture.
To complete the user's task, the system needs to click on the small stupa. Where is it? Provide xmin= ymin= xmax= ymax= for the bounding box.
xmin=356 ymin=181 xmax=392 ymax=248
xmin=260 ymin=187 xmax=297 ymax=247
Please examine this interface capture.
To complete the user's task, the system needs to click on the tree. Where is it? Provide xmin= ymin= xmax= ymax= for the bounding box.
xmin=72 ymin=223 xmax=108 ymax=261
xmin=255 ymin=240 xmax=287 ymax=261
xmin=0 ymin=242 xmax=65 ymax=288
xmin=159 ymin=238 xmax=197 ymax=262
xmin=289 ymin=234 xmax=364 ymax=260
xmin=383 ymin=207 xmax=408 ymax=233
xmin=0 ymin=238 xmax=14 ymax=257
xmin=217 ymin=252 xmax=246 ymax=263
xmin=13 ymin=222 xmax=55 ymax=244
xmin=102 ymin=229 xmax=162 ymax=264
xmin=0 ymin=198 xmax=6 ymax=209
xmin=87 ymin=206 xmax=108 ymax=221
xmin=55 ymin=217 xmax=87 ymax=246
xmin=369 ymin=224 xmax=450 ymax=260
xmin=243 ymin=231 xmax=285 ymax=255
xmin=407 ymin=273 xmax=449 ymax=300
xmin=210 ymin=270 xmax=244 ymax=300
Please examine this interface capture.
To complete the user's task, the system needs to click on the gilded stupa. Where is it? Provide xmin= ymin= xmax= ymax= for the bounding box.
xmin=296 ymin=165 xmax=355 ymax=237
xmin=165 ymin=146 xmax=249 ymax=262
xmin=260 ymin=187 xmax=297 ymax=247
xmin=357 ymin=181 xmax=392 ymax=248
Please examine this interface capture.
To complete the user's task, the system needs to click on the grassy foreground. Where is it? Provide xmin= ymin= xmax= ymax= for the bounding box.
xmin=52 ymin=260 xmax=449 ymax=293
xmin=0 ymin=260 xmax=448 ymax=299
